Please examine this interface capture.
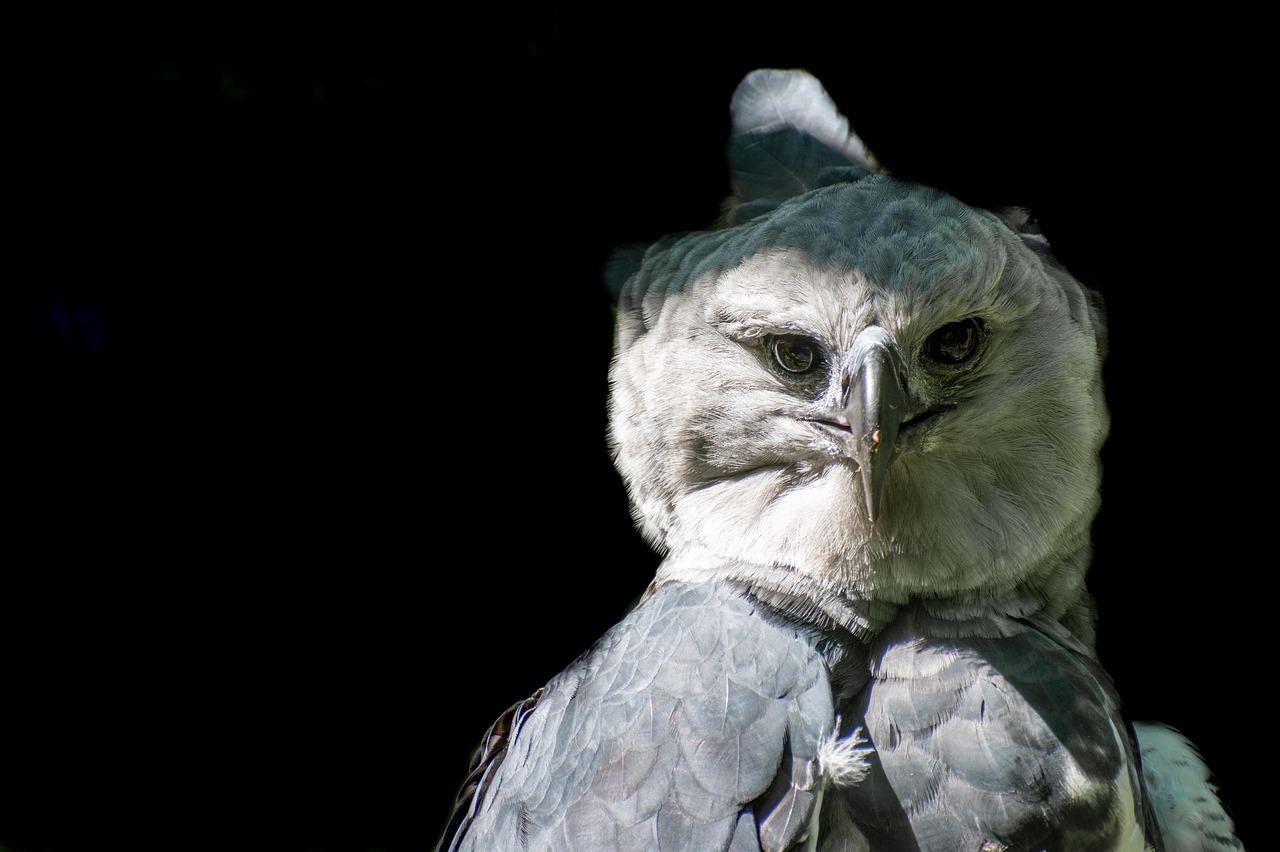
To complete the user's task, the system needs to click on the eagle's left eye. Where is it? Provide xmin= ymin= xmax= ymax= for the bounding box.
xmin=771 ymin=335 xmax=819 ymax=373
xmin=924 ymin=318 xmax=983 ymax=365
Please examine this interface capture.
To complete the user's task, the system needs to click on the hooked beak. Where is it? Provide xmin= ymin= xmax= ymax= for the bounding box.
xmin=841 ymin=328 xmax=907 ymax=523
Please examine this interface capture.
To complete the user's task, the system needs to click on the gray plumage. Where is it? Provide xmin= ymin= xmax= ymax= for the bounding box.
xmin=439 ymin=68 xmax=1242 ymax=851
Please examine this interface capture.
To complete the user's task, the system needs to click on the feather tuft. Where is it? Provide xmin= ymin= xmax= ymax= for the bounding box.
xmin=818 ymin=722 xmax=873 ymax=788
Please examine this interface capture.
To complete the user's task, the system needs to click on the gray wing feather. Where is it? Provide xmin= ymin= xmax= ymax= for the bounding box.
xmin=1134 ymin=721 xmax=1243 ymax=851
xmin=442 ymin=580 xmax=838 ymax=851
xmin=838 ymin=603 xmax=1148 ymax=851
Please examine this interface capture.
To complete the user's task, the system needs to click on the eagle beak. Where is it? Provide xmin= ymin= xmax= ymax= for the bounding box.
xmin=842 ymin=328 xmax=906 ymax=523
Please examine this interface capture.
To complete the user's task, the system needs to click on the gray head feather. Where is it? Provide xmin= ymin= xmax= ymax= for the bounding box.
xmin=721 ymin=67 xmax=881 ymax=226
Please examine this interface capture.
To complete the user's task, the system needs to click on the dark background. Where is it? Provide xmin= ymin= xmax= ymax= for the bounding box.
xmin=4 ymin=10 xmax=1258 ymax=851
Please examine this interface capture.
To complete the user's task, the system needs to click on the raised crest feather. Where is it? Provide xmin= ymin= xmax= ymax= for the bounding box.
xmin=721 ymin=68 xmax=881 ymax=226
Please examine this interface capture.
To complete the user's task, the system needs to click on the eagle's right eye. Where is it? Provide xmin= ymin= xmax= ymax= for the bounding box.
xmin=923 ymin=318 xmax=984 ymax=365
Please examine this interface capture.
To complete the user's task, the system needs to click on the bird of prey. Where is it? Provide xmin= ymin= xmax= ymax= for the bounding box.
xmin=438 ymin=68 xmax=1242 ymax=851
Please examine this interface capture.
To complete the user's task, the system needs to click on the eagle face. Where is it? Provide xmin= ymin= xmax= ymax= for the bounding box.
xmin=609 ymin=176 xmax=1108 ymax=627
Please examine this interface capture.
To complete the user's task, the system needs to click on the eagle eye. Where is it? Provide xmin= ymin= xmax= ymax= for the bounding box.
xmin=924 ymin=318 xmax=983 ymax=365
xmin=771 ymin=335 xmax=819 ymax=374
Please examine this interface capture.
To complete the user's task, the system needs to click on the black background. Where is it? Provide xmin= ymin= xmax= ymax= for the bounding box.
xmin=4 ymin=10 xmax=1259 ymax=851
